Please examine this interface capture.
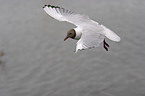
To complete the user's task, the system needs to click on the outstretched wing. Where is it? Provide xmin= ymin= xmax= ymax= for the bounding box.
xmin=101 ymin=25 xmax=121 ymax=42
xmin=76 ymin=28 xmax=104 ymax=52
xmin=43 ymin=5 xmax=97 ymax=27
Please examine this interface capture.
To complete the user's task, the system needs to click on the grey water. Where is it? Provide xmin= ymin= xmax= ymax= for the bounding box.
xmin=0 ymin=0 xmax=145 ymax=96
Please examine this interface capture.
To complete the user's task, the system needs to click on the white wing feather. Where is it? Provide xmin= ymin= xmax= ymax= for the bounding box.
xmin=76 ymin=29 xmax=104 ymax=52
xmin=43 ymin=5 xmax=96 ymax=27
xmin=101 ymin=25 xmax=121 ymax=42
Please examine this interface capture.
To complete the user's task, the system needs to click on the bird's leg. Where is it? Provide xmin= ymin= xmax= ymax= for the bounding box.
xmin=103 ymin=39 xmax=109 ymax=51
xmin=104 ymin=44 xmax=108 ymax=51
xmin=104 ymin=39 xmax=109 ymax=47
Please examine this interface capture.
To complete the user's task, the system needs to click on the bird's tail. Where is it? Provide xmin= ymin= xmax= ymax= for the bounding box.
xmin=101 ymin=25 xmax=121 ymax=42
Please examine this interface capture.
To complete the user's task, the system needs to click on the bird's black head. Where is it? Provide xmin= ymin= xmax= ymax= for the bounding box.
xmin=64 ymin=29 xmax=76 ymax=41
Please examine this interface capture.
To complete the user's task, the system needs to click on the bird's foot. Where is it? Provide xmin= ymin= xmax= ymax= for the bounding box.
xmin=103 ymin=39 xmax=109 ymax=51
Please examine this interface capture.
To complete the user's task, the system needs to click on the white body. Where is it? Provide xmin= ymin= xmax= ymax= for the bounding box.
xmin=74 ymin=27 xmax=82 ymax=40
xmin=43 ymin=5 xmax=121 ymax=52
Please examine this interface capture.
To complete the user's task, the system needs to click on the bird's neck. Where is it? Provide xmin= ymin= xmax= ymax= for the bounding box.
xmin=74 ymin=27 xmax=82 ymax=40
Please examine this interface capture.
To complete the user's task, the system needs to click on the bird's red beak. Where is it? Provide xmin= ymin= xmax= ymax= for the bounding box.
xmin=64 ymin=36 xmax=69 ymax=41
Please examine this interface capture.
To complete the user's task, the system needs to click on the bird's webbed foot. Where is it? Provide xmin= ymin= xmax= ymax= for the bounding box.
xmin=103 ymin=39 xmax=109 ymax=51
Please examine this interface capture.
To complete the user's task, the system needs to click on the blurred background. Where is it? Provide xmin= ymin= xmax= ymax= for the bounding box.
xmin=0 ymin=0 xmax=145 ymax=96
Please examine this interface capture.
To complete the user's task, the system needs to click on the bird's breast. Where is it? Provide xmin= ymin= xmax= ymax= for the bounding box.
xmin=74 ymin=31 xmax=82 ymax=40
xmin=74 ymin=27 xmax=82 ymax=40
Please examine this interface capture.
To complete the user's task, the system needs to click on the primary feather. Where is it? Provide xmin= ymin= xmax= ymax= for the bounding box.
xmin=43 ymin=5 xmax=92 ymax=27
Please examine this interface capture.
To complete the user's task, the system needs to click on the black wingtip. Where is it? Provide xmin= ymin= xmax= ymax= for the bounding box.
xmin=48 ymin=5 xmax=51 ymax=7
xmin=43 ymin=5 xmax=61 ymax=9
xmin=43 ymin=5 xmax=47 ymax=8
xmin=51 ymin=6 xmax=55 ymax=8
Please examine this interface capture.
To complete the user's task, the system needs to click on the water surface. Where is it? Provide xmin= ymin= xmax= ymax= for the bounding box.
xmin=0 ymin=0 xmax=145 ymax=96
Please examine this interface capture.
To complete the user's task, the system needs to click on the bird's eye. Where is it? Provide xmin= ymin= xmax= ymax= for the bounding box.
xmin=69 ymin=33 xmax=72 ymax=35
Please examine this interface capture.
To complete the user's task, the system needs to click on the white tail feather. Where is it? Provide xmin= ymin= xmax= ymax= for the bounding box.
xmin=102 ymin=25 xmax=121 ymax=42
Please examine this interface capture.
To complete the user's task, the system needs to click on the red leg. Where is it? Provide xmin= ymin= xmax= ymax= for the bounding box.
xmin=103 ymin=39 xmax=109 ymax=51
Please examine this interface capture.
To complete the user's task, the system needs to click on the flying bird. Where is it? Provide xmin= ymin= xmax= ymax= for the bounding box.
xmin=43 ymin=5 xmax=121 ymax=52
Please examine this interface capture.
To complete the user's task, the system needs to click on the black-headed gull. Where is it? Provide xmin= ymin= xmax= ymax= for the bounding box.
xmin=43 ymin=5 xmax=121 ymax=52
